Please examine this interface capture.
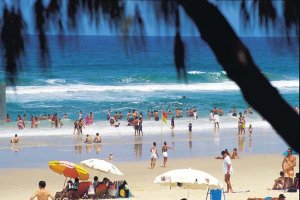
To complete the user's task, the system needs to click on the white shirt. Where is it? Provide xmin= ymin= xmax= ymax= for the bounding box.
xmin=223 ymin=155 xmax=233 ymax=174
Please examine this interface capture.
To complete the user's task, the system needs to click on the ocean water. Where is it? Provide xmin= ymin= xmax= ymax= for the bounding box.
xmin=0 ymin=36 xmax=299 ymax=134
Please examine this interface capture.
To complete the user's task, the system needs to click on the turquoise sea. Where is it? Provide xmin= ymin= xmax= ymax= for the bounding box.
xmin=0 ymin=36 xmax=298 ymax=167
xmin=0 ymin=36 xmax=298 ymax=133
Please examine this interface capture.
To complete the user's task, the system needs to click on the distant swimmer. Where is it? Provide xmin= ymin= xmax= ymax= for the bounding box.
xmin=10 ymin=134 xmax=19 ymax=143
xmin=182 ymin=96 xmax=186 ymax=99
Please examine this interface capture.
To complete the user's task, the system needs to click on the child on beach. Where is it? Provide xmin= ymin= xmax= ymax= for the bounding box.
xmin=30 ymin=181 xmax=54 ymax=200
xmin=108 ymin=153 xmax=113 ymax=162
xmin=93 ymin=133 xmax=102 ymax=143
xmin=231 ymin=148 xmax=239 ymax=159
xmin=10 ymin=134 xmax=19 ymax=143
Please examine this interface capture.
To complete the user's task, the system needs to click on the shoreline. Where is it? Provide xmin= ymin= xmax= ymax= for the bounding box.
xmin=0 ymin=126 xmax=291 ymax=169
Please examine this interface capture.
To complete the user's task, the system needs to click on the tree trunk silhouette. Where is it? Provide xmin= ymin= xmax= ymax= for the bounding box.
xmin=180 ymin=0 xmax=299 ymax=151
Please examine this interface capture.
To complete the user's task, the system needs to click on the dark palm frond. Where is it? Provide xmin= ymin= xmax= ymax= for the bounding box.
xmin=0 ymin=7 xmax=25 ymax=85
xmin=283 ymin=0 xmax=299 ymax=40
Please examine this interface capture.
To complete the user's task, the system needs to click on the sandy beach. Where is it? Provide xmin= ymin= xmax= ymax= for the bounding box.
xmin=0 ymin=155 xmax=298 ymax=200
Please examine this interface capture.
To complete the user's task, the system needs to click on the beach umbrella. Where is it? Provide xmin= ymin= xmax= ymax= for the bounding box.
xmin=154 ymin=168 xmax=223 ymax=199
xmin=48 ymin=160 xmax=89 ymax=181
xmin=80 ymin=159 xmax=124 ymax=176
xmin=282 ymin=149 xmax=298 ymax=157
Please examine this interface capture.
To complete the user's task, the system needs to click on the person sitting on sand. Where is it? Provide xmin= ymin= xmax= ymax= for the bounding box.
xmin=30 ymin=180 xmax=54 ymax=200
xmin=61 ymin=178 xmax=79 ymax=199
xmin=272 ymin=171 xmax=285 ymax=190
xmin=108 ymin=153 xmax=113 ymax=162
xmin=84 ymin=134 xmax=93 ymax=144
xmin=231 ymin=148 xmax=239 ymax=159
xmin=293 ymin=172 xmax=299 ymax=189
xmin=93 ymin=133 xmax=102 ymax=143
xmin=10 ymin=134 xmax=19 ymax=143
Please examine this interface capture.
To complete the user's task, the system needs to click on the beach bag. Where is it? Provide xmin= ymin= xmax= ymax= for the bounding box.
xmin=119 ymin=189 xmax=126 ymax=198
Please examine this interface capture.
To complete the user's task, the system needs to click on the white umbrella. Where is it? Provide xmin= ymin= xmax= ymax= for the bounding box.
xmin=80 ymin=159 xmax=124 ymax=176
xmin=154 ymin=168 xmax=223 ymax=199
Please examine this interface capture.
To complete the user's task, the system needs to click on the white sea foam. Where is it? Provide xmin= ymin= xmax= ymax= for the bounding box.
xmin=6 ymin=80 xmax=299 ymax=95
xmin=187 ymin=71 xmax=206 ymax=75
xmin=0 ymin=116 xmax=272 ymax=138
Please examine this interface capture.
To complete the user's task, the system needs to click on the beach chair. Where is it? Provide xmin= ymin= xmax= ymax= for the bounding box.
xmin=206 ymin=189 xmax=225 ymax=200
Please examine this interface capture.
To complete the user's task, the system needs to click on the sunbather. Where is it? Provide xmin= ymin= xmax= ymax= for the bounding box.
xmin=10 ymin=134 xmax=19 ymax=143
xmin=272 ymin=171 xmax=285 ymax=190
xmin=231 ymin=148 xmax=239 ymax=159
xmin=30 ymin=181 xmax=54 ymax=200
xmin=93 ymin=133 xmax=102 ymax=143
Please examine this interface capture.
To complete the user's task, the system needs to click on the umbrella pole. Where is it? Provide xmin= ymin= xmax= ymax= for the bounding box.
xmin=187 ymin=187 xmax=189 ymax=200
xmin=63 ymin=177 xmax=67 ymax=190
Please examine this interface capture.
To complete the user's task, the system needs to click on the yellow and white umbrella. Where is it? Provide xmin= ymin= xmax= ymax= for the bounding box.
xmin=48 ymin=160 xmax=89 ymax=181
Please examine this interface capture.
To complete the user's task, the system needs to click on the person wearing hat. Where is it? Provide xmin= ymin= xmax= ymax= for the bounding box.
xmin=279 ymin=194 xmax=286 ymax=200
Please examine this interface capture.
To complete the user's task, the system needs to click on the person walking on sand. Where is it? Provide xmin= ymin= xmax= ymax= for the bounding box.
xmin=282 ymin=148 xmax=297 ymax=190
xmin=150 ymin=142 xmax=159 ymax=169
xmin=162 ymin=141 xmax=174 ymax=167
xmin=30 ymin=181 xmax=54 ymax=200
xmin=222 ymin=150 xmax=233 ymax=193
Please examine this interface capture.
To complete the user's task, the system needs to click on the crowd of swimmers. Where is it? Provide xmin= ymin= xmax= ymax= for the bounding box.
xmin=5 ymin=105 xmax=299 ymax=133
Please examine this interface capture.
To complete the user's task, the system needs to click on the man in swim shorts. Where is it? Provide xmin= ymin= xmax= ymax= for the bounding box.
xmin=162 ymin=141 xmax=174 ymax=167
xmin=282 ymin=148 xmax=296 ymax=190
